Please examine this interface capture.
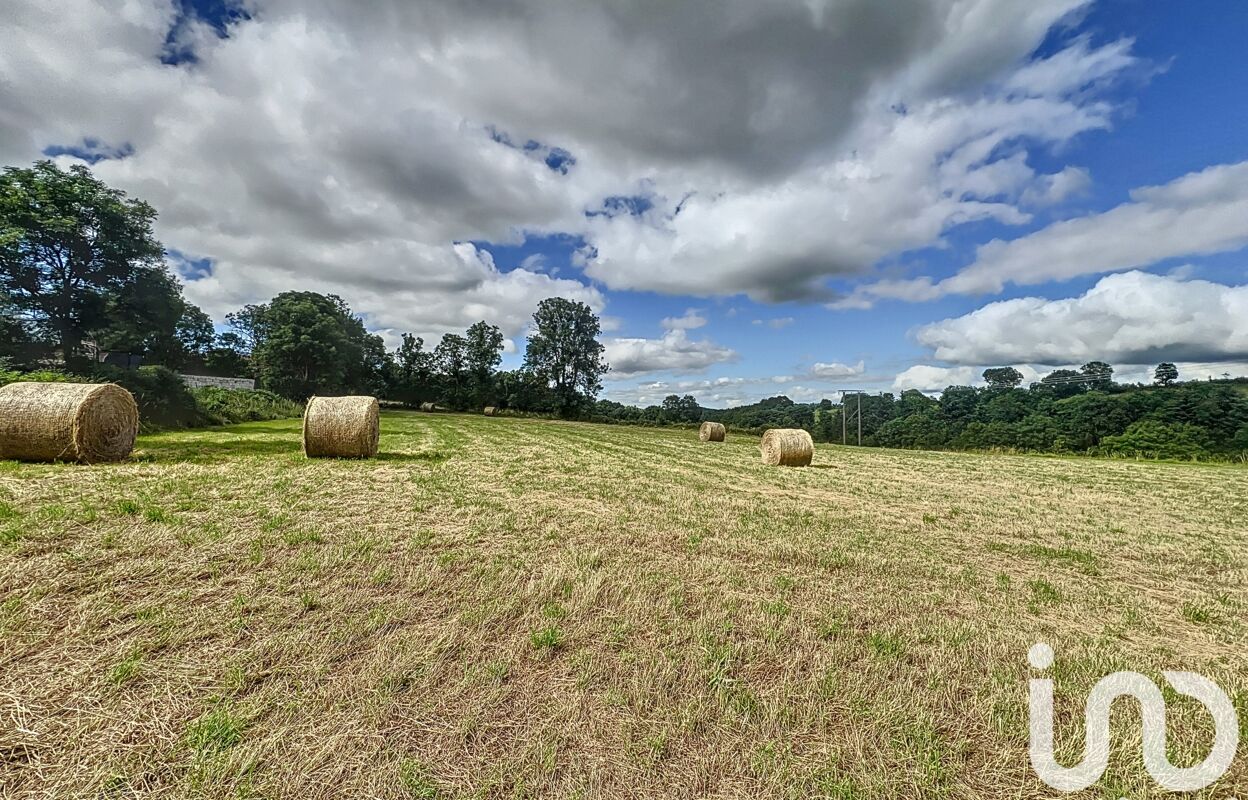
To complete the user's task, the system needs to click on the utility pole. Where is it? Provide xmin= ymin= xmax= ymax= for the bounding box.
xmin=838 ymin=389 xmax=867 ymax=446
xmin=857 ymin=392 xmax=862 ymax=446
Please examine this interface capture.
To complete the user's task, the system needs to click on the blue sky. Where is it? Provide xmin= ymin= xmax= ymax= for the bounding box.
xmin=4 ymin=0 xmax=1247 ymax=406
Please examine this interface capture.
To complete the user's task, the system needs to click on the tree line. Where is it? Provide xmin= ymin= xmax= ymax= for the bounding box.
xmin=852 ymin=364 xmax=1248 ymax=459
xmin=1 ymin=160 xmax=608 ymax=416
xmin=584 ymin=361 xmax=1248 ymax=460
xmin=211 ymin=291 xmax=608 ymax=416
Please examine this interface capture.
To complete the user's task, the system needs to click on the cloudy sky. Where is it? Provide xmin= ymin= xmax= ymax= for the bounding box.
xmin=3 ymin=0 xmax=1246 ymax=406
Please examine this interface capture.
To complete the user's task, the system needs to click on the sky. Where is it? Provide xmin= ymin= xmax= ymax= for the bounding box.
xmin=2 ymin=0 xmax=1246 ymax=407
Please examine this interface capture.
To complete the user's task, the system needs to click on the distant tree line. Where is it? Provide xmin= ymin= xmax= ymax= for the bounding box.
xmin=209 ymin=292 xmax=608 ymax=416
xmin=856 ymin=364 xmax=1248 ymax=460
xmin=587 ymin=361 xmax=1248 ymax=460
xmin=1 ymin=160 xmax=609 ymax=418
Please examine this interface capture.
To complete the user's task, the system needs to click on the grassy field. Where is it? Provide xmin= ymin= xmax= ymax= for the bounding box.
xmin=2 ymin=411 xmax=1246 ymax=799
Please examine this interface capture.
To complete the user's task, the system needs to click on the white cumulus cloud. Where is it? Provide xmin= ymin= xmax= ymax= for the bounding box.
xmin=810 ymin=360 xmax=866 ymax=379
xmin=661 ymin=309 xmax=708 ymax=331
xmin=892 ymin=365 xmax=978 ymax=392
xmin=913 ymin=270 xmax=1248 ymax=366
xmin=603 ymin=329 xmax=738 ymax=377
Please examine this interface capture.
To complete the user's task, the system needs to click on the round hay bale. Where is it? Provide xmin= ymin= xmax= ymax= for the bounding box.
xmin=0 ymin=381 xmax=139 ymax=463
xmin=759 ymin=428 xmax=814 ymax=467
xmin=419 ymin=402 xmax=436 ymax=412
xmin=303 ymin=395 xmax=379 ymax=458
xmin=483 ymin=406 xmax=497 ymax=416
xmin=698 ymin=421 xmax=726 ymax=442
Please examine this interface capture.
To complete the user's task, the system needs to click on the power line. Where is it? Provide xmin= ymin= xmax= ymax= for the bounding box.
xmin=1035 ymin=372 xmax=1114 ymax=385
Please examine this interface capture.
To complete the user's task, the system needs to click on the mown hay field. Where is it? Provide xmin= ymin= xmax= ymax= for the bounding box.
xmin=2 ymin=411 xmax=1246 ymax=799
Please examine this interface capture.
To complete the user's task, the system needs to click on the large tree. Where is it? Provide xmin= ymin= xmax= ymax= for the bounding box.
xmin=1080 ymin=361 xmax=1115 ymax=391
xmin=434 ymin=333 xmax=469 ymax=409
xmin=393 ymin=333 xmax=434 ymax=404
xmin=1154 ymin=362 xmax=1179 ymax=386
xmin=0 ymin=289 xmax=36 ymax=364
xmin=247 ymin=291 xmax=389 ymax=399
xmin=464 ymin=320 xmax=504 ymax=407
xmin=982 ymin=366 xmax=1023 ymax=389
xmin=0 ymin=160 xmax=167 ymax=365
xmin=1038 ymin=368 xmax=1086 ymax=398
xmin=204 ymin=332 xmax=251 ymax=378
xmin=523 ymin=298 xmax=607 ymax=416
xmin=225 ymin=303 xmax=266 ymax=355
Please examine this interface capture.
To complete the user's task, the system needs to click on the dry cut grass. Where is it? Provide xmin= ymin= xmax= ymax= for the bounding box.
xmin=1 ymin=412 xmax=1246 ymax=798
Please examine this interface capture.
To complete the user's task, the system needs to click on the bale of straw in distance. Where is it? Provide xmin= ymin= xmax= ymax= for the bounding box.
xmin=419 ymin=402 xmax=436 ymax=412
xmin=699 ymin=421 xmax=726 ymax=442
xmin=0 ymin=381 xmax=139 ymax=463
xmin=303 ymin=395 xmax=379 ymax=458
xmin=483 ymin=406 xmax=497 ymax=416
xmin=760 ymin=428 xmax=814 ymax=467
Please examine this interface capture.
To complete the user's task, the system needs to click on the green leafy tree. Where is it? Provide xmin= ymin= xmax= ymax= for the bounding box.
xmin=247 ymin=291 xmax=385 ymax=399
xmin=678 ymin=394 xmax=701 ymax=422
xmin=129 ymin=298 xmax=215 ymax=370
xmin=351 ymin=326 xmax=393 ymax=398
xmin=874 ymin=410 xmax=949 ymax=449
xmin=175 ymin=304 xmax=216 ymax=360
xmin=465 ymin=321 xmax=504 ymax=407
xmin=393 ymin=333 xmax=434 ymax=405
xmin=1232 ymin=424 xmax=1248 ymax=454
xmin=434 ymin=333 xmax=470 ymax=409
xmin=496 ymin=368 xmax=550 ymax=411
xmin=225 ymin=304 xmax=266 ymax=355
xmin=982 ymin=366 xmax=1024 ymax=389
xmin=204 ymin=331 xmax=251 ymax=377
xmin=0 ymin=161 xmax=167 ymax=365
xmin=1154 ymin=362 xmax=1179 ymax=386
xmin=523 ymin=297 xmax=608 ymax=416
xmin=1038 ymin=369 xmax=1086 ymax=398
xmin=661 ymin=394 xmax=681 ymax=420
xmin=1080 ymin=361 xmax=1115 ymax=391
xmin=812 ymin=404 xmax=838 ymax=443
xmin=897 ymin=389 xmax=937 ymax=417
xmin=0 ymin=289 xmax=37 ymax=364
xmin=1099 ymin=420 xmax=1210 ymax=460
xmin=980 ymin=388 xmax=1030 ymax=423
xmin=938 ymin=385 xmax=980 ymax=427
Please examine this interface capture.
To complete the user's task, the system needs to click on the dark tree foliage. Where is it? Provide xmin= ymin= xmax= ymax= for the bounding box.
xmin=523 ymin=297 xmax=608 ymax=417
xmin=1154 ymin=362 xmax=1179 ymax=386
xmin=982 ymin=367 xmax=1024 ymax=389
xmin=392 ymin=333 xmax=434 ymax=405
xmin=0 ymin=160 xmax=184 ymax=367
xmin=434 ymin=333 xmax=469 ymax=410
xmin=1037 ymin=368 xmax=1086 ymax=398
xmin=465 ymin=321 xmax=504 ymax=408
xmin=203 ymin=332 xmax=251 ymax=378
xmin=660 ymin=394 xmax=703 ymax=423
xmin=0 ymin=289 xmax=40 ymax=364
xmin=1080 ymin=361 xmax=1114 ymax=391
xmin=848 ymin=375 xmax=1247 ymax=459
xmin=225 ymin=304 xmax=265 ymax=355
xmin=586 ymin=370 xmax=1248 ymax=460
xmin=247 ymin=291 xmax=388 ymax=400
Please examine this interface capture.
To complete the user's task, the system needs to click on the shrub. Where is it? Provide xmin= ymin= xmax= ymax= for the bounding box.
xmin=193 ymin=386 xmax=303 ymax=425
xmin=0 ymin=366 xmax=301 ymax=429
xmin=0 ymin=367 xmax=76 ymax=387
xmin=1099 ymin=420 xmax=1211 ymax=460
xmin=92 ymin=365 xmax=202 ymax=429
